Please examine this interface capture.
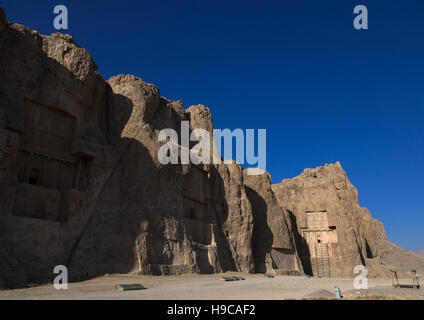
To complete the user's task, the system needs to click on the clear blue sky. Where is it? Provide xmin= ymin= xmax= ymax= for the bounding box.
xmin=3 ymin=1 xmax=423 ymax=251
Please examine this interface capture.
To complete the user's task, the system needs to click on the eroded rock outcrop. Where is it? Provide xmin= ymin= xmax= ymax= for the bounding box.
xmin=69 ymin=98 xmax=256 ymax=278
xmin=272 ymin=162 xmax=424 ymax=277
xmin=0 ymin=10 xmax=119 ymax=286
xmin=0 ymin=8 xmax=257 ymax=286
xmin=186 ymin=104 xmax=255 ymax=273
xmin=243 ymin=170 xmax=303 ymax=275
xmin=0 ymin=8 xmax=7 ymax=33
xmin=1 ymin=7 xmax=421 ymax=287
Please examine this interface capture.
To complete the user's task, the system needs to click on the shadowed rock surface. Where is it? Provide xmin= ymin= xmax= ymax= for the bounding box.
xmin=0 ymin=8 xmax=259 ymax=287
xmin=0 ymin=8 xmax=422 ymax=287
xmin=243 ymin=170 xmax=303 ymax=275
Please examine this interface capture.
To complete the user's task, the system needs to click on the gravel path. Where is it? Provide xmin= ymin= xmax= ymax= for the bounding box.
xmin=0 ymin=274 xmax=422 ymax=300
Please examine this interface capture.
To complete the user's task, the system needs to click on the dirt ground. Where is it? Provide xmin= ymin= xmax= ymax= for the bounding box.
xmin=0 ymin=273 xmax=423 ymax=300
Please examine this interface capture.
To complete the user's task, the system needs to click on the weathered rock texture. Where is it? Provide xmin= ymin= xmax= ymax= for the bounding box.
xmin=0 ymin=8 xmax=259 ymax=287
xmin=0 ymin=8 xmax=422 ymax=287
xmin=243 ymin=170 xmax=303 ymax=275
xmin=272 ymin=162 xmax=424 ymax=278
xmin=0 ymin=12 xmax=118 ymax=287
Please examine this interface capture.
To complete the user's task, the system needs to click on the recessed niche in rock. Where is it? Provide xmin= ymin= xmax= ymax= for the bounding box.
xmin=183 ymin=165 xmax=214 ymax=245
xmin=10 ymin=99 xmax=90 ymax=222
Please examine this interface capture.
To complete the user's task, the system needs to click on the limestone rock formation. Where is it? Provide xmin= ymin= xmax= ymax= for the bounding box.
xmin=272 ymin=162 xmax=424 ymax=277
xmin=0 ymin=7 xmax=422 ymax=287
xmin=243 ymin=170 xmax=303 ymax=275
xmin=69 ymin=97 xmax=256 ymax=279
xmin=0 ymin=9 xmax=119 ymax=286
xmin=186 ymin=105 xmax=255 ymax=273
xmin=0 ymin=8 xmax=258 ymax=287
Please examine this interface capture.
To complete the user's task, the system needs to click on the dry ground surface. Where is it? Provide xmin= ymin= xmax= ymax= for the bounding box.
xmin=0 ymin=273 xmax=423 ymax=300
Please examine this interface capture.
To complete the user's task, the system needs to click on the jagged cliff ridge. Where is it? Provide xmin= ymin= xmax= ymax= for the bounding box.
xmin=0 ymin=7 xmax=297 ymax=287
xmin=0 ymin=8 xmax=422 ymax=287
xmin=272 ymin=162 xmax=424 ymax=278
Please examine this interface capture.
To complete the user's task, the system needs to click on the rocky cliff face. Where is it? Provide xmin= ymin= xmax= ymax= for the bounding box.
xmin=243 ymin=170 xmax=303 ymax=275
xmin=272 ymin=162 xmax=424 ymax=277
xmin=0 ymin=8 xmax=261 ymax=287
xmin=68 ymin=96 xmax=257 ymax=279
xmin=0 ymin=8 xmax=422 ymax=287
xmin=0 ymin=10 xmax=118 ymax=286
